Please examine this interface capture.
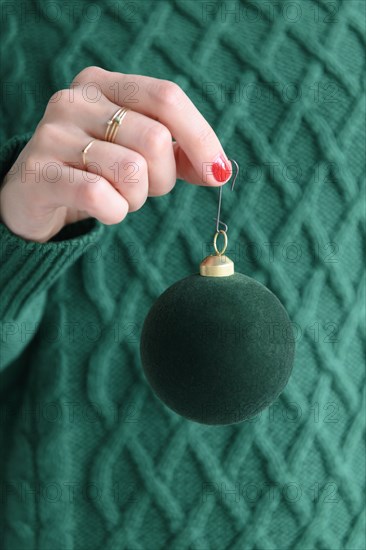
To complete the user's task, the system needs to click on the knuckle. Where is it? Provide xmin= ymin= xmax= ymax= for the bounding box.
xmin=44 ymin=89 xmax=73 ymax=117
xmin=153 ymin=80 xmax=185 ymax=110
xmin=34 ymin=122 xmax=60 ymax=148
xmin=72 ymin=65 xmax=104 ymax=85
xmin=46 ymin=87 xmax=86 ymax=115
xmin=45 ymin=89 xmax=71 ymax=111
xmin=144 ymin=123 xmax=172 ymax=155
xmin=47 ymin=88 xmax=67 ymax=105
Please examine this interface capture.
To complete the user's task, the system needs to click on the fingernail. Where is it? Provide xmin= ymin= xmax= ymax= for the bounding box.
xmin=212 ymin=155 xmax=232 ymax=182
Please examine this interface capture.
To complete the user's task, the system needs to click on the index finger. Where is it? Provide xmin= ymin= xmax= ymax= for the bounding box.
xmin=72 ymin=66 xmax=232 ymax=185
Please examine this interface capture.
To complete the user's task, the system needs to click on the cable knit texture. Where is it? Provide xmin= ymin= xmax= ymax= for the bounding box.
xmin=0 ymin=1 xmax=365 ymax=549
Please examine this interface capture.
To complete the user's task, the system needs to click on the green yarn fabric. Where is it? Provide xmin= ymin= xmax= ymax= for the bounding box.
xmin=0 ymin=1 xmax=365 ymax=549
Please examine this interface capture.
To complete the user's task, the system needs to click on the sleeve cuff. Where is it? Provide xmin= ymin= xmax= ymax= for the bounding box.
xmin=0 ymin=217 xmax=105 ymax=320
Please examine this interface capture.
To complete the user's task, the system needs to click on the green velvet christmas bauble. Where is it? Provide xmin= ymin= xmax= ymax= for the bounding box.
xmin=140 ymin=264 xmax=295 ymax=426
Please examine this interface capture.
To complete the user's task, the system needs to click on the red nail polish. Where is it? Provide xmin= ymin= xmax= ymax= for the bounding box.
xmin=212 ymin=155 xmax=232 ymax=182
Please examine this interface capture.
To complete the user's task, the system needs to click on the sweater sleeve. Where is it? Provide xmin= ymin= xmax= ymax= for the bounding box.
xmin=0 ymin=132 xmax=105 ymax=372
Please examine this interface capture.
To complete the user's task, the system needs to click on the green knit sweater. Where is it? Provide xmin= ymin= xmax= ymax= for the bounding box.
xmin=1 ymin=1 xmax=365 ymax=549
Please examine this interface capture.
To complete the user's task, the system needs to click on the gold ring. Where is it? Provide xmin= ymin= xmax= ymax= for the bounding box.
xmin=105 ymin=106 xmax=129 ymax=143
xmin=82 ymin=139 xmax=96 ymax=169
xmin=213 ymin=230 xmax=228 ymax=255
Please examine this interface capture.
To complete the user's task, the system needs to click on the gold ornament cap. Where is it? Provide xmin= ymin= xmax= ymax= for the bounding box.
xmin=200 ymin=254 xmax=234 ymax=277
xmin=200 ymin=229 xmax=234 ymax=277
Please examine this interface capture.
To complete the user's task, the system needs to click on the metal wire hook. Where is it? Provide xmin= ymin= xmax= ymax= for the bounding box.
xmin=213 ymin=159 xmax=239 ymax=233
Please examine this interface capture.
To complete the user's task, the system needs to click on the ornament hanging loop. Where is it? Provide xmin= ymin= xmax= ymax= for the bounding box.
xmin=213 ymin=159 xmax=239 ymax=234
xmin=212 ymin=159 xmax=239 ymax=255
xmin=213 ymin=229 xmax=228 ymax=255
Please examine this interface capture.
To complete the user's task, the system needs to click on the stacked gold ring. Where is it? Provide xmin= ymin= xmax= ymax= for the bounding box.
xmin=82 ymin=139 xmax=96 ymax=169
xmin=104 ymin=106 xmax=129 ymax=143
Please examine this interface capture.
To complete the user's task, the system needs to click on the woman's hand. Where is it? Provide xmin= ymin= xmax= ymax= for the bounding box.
xmin=0 ymin=66 xmax=232 ymax=243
